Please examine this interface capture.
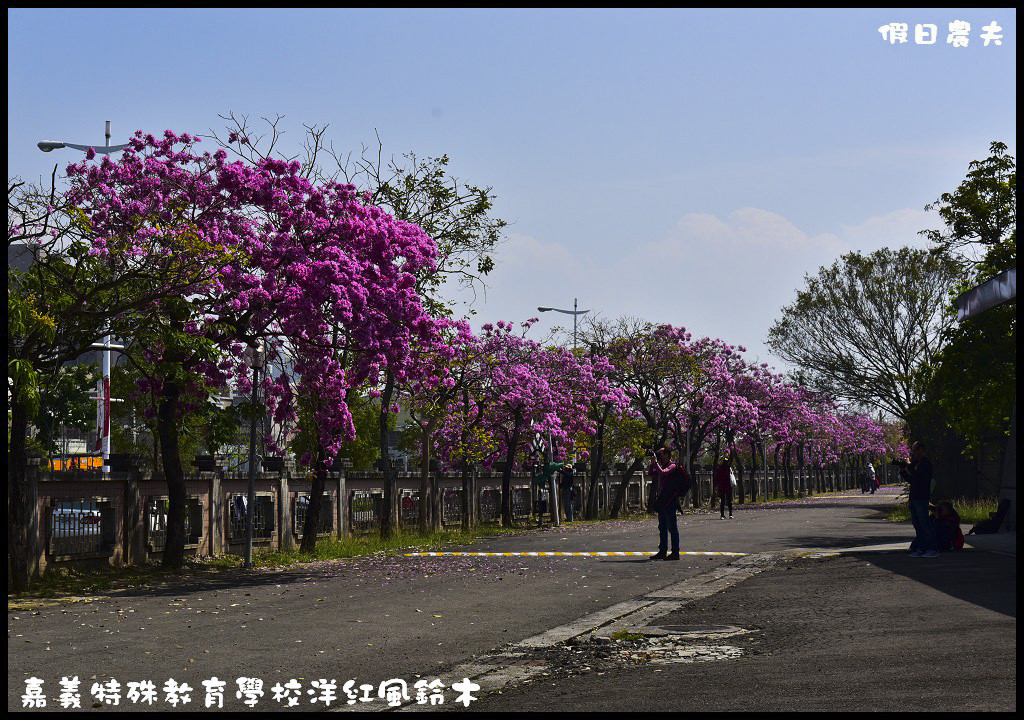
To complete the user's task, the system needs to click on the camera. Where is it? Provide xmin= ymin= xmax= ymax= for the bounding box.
xmin=890 ymin=458 xmax=908 ymax=467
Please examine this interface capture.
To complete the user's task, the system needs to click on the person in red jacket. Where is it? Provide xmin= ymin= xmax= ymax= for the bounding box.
xmin=714 ymin=454 xmax=734 ymax=519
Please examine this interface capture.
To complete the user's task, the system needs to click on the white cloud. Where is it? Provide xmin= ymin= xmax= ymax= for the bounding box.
xmin=439 ymin=206 xmax=941 ymax=370
xmin=663 ymin=207 xmax=844 ymax=255
xmin=837 ymin=208 xmax=933 ymax=253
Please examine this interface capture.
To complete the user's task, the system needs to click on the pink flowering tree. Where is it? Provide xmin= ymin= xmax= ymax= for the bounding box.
xmin=65 ymin=131 xmax=436 ymax=565
xmin=583 ymin=320 xmax=701 ymax=512
xmin=398 ymin=318 xmax=486 ymax=532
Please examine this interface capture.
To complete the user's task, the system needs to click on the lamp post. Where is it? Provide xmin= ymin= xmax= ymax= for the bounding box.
xmin=536 ymin=299 xmax=590 ymax=522
xmin=244 ymin=344 xmax=265 ymax=569
xmin=38 ymin=120 xmax=130 ymax=155
xmin=537 ymin=298 xmax=589 ymax=352
xmin=38 ymin=121 xmax=128 ymax=474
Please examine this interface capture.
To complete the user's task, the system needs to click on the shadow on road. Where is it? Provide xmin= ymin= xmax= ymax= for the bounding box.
xmin=71 ymin=564 xmax=366 ymax=600
xmin=787 ymin=534 xmax=912 ymax=549
xmin=852 ymin=549 xmax=1016 ymax=619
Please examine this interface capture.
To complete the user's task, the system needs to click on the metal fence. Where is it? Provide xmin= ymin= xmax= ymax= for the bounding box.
xmin=442 ymin=488 xmax=462 ymax=525
xmin=48 ymin=498 xmax=113 ymax=557
xmin=227 ymin=494 xmax=275 ymax=541
xmin=293 ymin=494 xmax=334 ymax=538
xmin=351 ymin=491 xmax=379 ymax=534
xmin=399 ymin=493 xmax=420 ymax=526
xmin=478 ymin=489 xmax=501 ymax=523
xmin=146 ymin=497 xmax=203 ymax=552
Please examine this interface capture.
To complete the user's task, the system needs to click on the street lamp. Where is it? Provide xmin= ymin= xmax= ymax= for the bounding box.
xmin=537 ymin=298 xmax=589 ymax=352
xmin=244 ymin=344 xmax=266 ymax=569
xmin=37 ymin=121 xmax=129 ymax=154
xmin=38 ymin=121 xmax=129 ymax=474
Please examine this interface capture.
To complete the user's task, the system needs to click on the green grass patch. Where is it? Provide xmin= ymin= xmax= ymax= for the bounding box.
xmin=17 ymin=562 xmax=180 ymax=599
xmin=610 ymin=629 xmax=647 ymax=643
xmin=885 ymin=497 xmax=999 ymax=525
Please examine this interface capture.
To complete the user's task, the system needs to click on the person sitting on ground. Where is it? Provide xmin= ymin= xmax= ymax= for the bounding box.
xmin=932 ymin=501 xmax=964 ymax=552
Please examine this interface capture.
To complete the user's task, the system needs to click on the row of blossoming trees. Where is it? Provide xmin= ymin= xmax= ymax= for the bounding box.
xmin=8 ymin=132 xmax=902 ymax=589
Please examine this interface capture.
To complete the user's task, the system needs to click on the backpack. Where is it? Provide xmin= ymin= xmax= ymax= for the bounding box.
xmin=968 ymin=499 xmax=1010 ymax=535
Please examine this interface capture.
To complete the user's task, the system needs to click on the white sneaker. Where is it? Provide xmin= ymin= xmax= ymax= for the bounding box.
xmin=921 ymin=550 xmax=940 ymax=558
xmin=909 ymin=550 xmax=924 ymax=558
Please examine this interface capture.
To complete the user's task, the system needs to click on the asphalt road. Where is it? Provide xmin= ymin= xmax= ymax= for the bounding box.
xmin=8 ymin=488 xmax=1016 ymax=712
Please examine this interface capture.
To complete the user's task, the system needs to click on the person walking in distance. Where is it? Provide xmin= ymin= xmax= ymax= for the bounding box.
xmin=714 ymin=454 xmax=734 ymax=519
xmin=649 ymin=447 xmax=689 ymax=561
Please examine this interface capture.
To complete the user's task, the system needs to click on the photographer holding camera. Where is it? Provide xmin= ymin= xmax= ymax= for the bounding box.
xmin=649 ymin=447 xmax=691 ymax=561
xmin=894 ymin=441 xmax=939 ymax=558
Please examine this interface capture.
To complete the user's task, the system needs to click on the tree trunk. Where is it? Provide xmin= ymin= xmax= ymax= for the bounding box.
xmin=748 ymin=439 xmax=759 ymax=502
xmin=8 ymin=398 xmax=32 ymax=592
xmin=772 ymin=445 xmax=781 ymax=498
xmin=611 ymin=456 xmax=645 ymax=518
xmin=301 ymin=457 xmax=326 ymax=554
xmin=501 ymin=415 xmax=522 ymax=527
xmin=460 ymin=389 xmax=473 ymax=530
xmin=431 ymin=469 xmax=442 ymax=532
xmin=378 ymin=372 xmax=398 ymax=539
xmin=797 ymin=443 xmax=806 ymax=497
xmin=783 ymin=444 xmax=795 ymax=498
xmin=419 ymin=427 xmax=431 ymax=534
xmin=461 ymin=459 xmax=472 ymax=530
xmin=157 ymin=376 xmax=187 ymax=570
xmin=586 ymin=413 xmax=607 ymax=520
xmin=735 ymin=451 xmax=746 ymax=504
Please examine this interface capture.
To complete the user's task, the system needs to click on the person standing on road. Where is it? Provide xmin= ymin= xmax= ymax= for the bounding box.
xmin=896 ymin=442 xmax=939 ymax=558
xmin=650 ymin=447 xmax=688 ymax=561
xmin=867 ymin=462 xmax=877 ymax=494
xmin=531 ymin=451 xmax=564 ymax=526
xmin=560 ymin=462 xmax=576 ymax=522
xmin=713 ymin=454 xmax=734 ymax=519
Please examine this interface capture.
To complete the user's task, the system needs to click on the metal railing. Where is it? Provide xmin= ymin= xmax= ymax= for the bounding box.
xmin=48 ymin=499 xmax=112 ymax=557
xmin=293 ymin=494 xmax=334 ymax=537
xmin=147 ymin=497 xmax=203 ymax=552
xmin=227 ymin=494 xmax=275 ymax=541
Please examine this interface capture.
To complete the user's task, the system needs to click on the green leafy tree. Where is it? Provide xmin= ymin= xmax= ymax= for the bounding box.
xmin=35 ymin=363 xmax=97 ymax=459
xmin=8 ymin=175 xmax=210 ymax=590
xmin=767 ymin=247 xmax=964 ymax=422
xmin=921 ymin=141 xmax=1016 ymax=270
xmin=912 ymin=141 xmax=1017 ymax=461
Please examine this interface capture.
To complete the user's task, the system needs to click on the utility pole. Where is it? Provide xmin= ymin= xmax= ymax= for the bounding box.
xmin=244 ymin=345 xmax=264 ymax=569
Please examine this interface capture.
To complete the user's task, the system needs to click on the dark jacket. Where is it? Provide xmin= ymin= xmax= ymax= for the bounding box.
xmin=713 ymin=464 xmax=732 ymax=495
xmin=559 ymin=468 xmax=574 ymax=491
xmin=900 ymin=457 xmax=933 ymax=502
xmin=654 ymin=464 xmax=690 ymax=513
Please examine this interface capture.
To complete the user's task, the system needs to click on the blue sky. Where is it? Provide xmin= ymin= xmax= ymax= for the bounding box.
xmin=7 ymin=8 xmax=1016 ymax=365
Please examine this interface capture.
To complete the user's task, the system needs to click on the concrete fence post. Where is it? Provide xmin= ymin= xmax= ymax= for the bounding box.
xmin=279 ymin=472 xmax=293 ymax=551
xmin=337 ymin=471 xmax=348 ymax=538
xmin=123 ymin=461 xmax=144 ymax=564
xmin=210 ymin=470 xmax=223 ymax=556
